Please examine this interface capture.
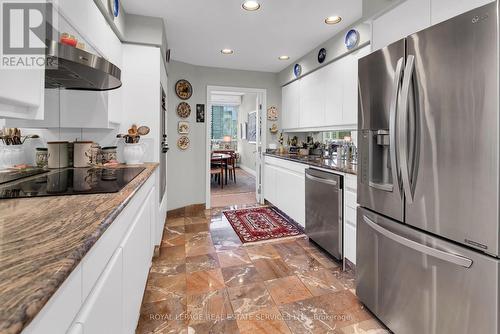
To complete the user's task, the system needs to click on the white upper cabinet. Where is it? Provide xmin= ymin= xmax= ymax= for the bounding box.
xmin=281 ymin=80 xmax=300 ymax=130
xmin=372 ymin=0 xmax=431 ymax=51
xmin=299 ymin=69 xmax=325 ymax=128
xmin=324 ymin=60 xmax=344 ymax=126
xmin=431 ymin=0 xmax=495 ymax=24
xmin=340 ymin=46 xmax=371 ymax=126
xmin=282 ymin=45 xmax=370 ymax=130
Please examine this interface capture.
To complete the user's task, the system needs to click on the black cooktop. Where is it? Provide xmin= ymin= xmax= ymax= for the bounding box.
xmin=0 ymin=167 xmax=145 ymax=199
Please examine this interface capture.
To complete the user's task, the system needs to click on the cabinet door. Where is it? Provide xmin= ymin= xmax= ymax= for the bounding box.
xmin=281 ymin=80 xmax=300 ymax=129
xmin=299 ymin=69 xmax=325 ymax=128
xmin=121 ymin=189 xmax=152 ymax=334
xmin=77 ymin=248 xmax=123 ymax=334
xmin=324 ymin=61 xmax=343 ymax=126
xmin=275 ymin=167 xmax=305 ymax=227
xmin=0 ymin=69 xmax=44 ymax=120
xmin=341 ymin=46 xmax=371 ymax=126
xmin=431 ymin=0 xmax=494 ymax=24
xmin=264 ymin=163 xmax=277 ymax=205
xmin=372 ymin=0 xmax=431 ymax=51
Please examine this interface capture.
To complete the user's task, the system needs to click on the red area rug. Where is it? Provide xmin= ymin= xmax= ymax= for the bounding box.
xmin=223 ymin=206 xmax=304 ymax=243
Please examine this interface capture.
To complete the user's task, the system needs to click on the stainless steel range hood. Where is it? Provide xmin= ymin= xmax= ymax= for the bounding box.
xmin=45 ymin=40 xmax=122 ymax=91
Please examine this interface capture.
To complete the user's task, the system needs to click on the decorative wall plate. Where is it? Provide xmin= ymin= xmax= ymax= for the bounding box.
xmin=267 ymin=106 xmax=278 ymax=121
xmin=175 ymin=79 xmax=193 ymax=100
xmin=293 ymin=64 xmax=302 ymax=78
xmin=345 ymin=29 xmax=360 ymax=50
xmin=317 ymin=48 xmax=327 ymax=63
xmin=177 ymin=136 xmax=190 ymax=150
xmin=177 ymin=102 xmax=191 ymax=118
xmin=178 ymin=121 xmax=189 ymax=134
xmin=112 ymin=0 xmax=120 ymax=17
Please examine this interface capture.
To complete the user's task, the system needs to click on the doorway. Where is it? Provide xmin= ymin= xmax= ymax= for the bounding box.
xmin=206 ymin=86 xmax=266 ymax=209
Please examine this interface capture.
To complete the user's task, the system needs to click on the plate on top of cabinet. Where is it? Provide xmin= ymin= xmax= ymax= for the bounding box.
xmin=177 ymin=102 xmax=191 ymax=118
xmin=175 ymin=79 xmax=193 ymax=100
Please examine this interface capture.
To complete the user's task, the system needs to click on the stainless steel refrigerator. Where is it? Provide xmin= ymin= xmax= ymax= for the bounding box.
xmin=357 ymin=2 xmax=500 ymax=333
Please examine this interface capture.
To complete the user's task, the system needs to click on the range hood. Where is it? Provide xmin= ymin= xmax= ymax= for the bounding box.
xmin=45 ymin=40 xmax=122 ymax=91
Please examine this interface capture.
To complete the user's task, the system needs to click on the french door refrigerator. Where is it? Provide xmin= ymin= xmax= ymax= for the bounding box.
xmin=357 ymin=2 xmax=500 ymax=334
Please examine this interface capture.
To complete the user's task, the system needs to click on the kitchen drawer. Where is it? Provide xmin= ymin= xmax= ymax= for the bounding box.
xmin=345 ymin=191 xmax=357 ymax=210
xmin=345 ymin=206 xmax=357 ymax=228
xmin=265 ymin=156 xmax=307 ymax=175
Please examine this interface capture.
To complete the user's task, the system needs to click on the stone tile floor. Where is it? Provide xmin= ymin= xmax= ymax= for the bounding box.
xmin=136 ymin=204 xmax=390 ymax=334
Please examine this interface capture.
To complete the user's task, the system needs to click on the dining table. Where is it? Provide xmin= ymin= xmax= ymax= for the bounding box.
xmin=211 ymin=153 xmax=232 ymax=185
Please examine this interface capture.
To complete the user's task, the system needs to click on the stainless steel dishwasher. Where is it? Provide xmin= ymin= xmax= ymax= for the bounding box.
xmin=305 ymin=168 xmax=343 ymax=260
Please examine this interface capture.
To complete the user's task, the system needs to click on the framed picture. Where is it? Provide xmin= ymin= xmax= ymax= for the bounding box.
xmin=196 ymin=104 xmax=205 ymax=122
xmin=247 ymin=111 xmax=257 ymax=144
xmin=178 ymin=121 xmax=189 ymax=134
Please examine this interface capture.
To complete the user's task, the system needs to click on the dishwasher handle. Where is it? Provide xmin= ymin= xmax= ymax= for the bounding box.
xmin=305 ymin=173 xmax=338 ymax=187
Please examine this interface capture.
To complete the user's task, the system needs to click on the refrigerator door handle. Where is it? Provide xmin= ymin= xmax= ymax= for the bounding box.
xmin=389 ymin=57 xmax=404 ymax=192
xmin=363 ymin=215 xmax=473 ymax=268
xmin=399 ymin=55 xmax=415 ymax=203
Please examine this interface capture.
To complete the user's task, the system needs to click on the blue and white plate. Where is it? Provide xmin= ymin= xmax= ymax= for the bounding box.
xmin=345 ymin=29 xmax=359 ymax=50
xmin=317 ymin=48 xmax=327 ymax=64
xmin=293 ymin=64 xmax=302 ymax=78
xmin=112 ymin=0 xmax=120 ymax=17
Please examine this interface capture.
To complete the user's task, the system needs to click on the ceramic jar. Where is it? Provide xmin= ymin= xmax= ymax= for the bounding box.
xmin=73 ymin=141 xmax=93 ymax=168
xmin=35 ymin=147 xmax=48 ymax=168
xmin=123 ymin=143 xmax=145 ymax=165
xmin=47 ymin=141 xmax=69 ymax=169
xmin=101 ymin=146 xmax=117 ymax=163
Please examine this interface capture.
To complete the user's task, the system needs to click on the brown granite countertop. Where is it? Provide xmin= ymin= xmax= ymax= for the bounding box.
xmin=0 ymin=163 xmax=159 ymax=334
xmin=264 ymin=152 xmax=357 ymax=175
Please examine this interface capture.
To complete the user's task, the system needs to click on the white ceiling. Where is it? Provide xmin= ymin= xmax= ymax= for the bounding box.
xmin=120 ymin=0 xmax=363 ymax=73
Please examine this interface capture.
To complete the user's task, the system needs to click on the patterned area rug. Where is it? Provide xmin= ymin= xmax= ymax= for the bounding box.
xmin=223 ymin=206 xmax=304 ymax=243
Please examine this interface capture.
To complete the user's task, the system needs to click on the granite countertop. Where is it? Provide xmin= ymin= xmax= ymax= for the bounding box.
xmin=0 ymin=163 xmax=159 ymax=334
xmin=264 ymin=152 xmax=357 ymax=175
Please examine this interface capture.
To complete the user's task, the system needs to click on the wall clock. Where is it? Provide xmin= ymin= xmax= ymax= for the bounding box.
xmin=317 ymin=48 xmax=327 ymax=63
xmin=345 ymin=29 xmax=360 ymax=50
xmin=177 ymin=102 xmax=191 ymax=118
xmin=175 ymin=79 xmax=193 ymax=100
xmin=293 ymin=64 xmax=302 ymax=78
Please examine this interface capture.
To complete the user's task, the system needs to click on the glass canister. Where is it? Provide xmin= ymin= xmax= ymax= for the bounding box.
xmin=35 ymin=147 xmax=48 ymax=168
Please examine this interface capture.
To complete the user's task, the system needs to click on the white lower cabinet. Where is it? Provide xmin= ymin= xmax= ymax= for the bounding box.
xmin=122 ymin=188 xmax=154 ymax=333
xmin=22 ymin=172 xmax=164 ymax=334
xmin=264 ymin=157 xmax=305 ymax=228
xmin=74 ymin=248 xmax=124 ymax=334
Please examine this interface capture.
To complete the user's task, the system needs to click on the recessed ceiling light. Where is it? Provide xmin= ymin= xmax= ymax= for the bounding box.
xmin=325 ymin=16 xmax=342 ymax=25
xmin=242 ymin=1 xmax=261 ymax=11
xmin=278 ymin=56 xmax=290 ymax=60
xmin=221 ymin=48 xmax=234 ymax=55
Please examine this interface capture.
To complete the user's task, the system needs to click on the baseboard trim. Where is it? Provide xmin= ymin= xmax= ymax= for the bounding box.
xmin=239 ymin=165 xmax=256 ymax=177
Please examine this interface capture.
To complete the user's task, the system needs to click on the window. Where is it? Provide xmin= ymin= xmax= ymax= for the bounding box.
xmin=211 ymin=105 xmax=238 ymax=140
